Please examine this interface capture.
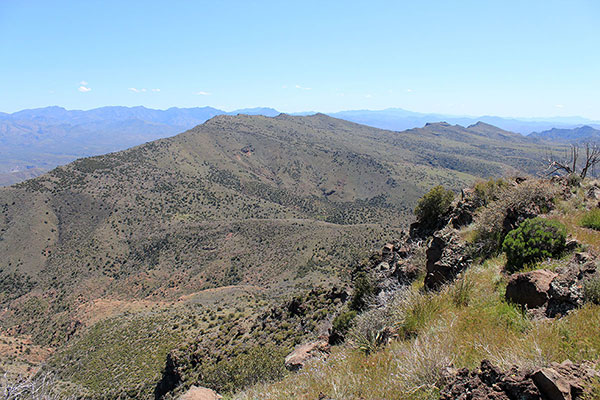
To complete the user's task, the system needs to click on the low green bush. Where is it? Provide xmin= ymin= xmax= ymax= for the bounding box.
xmin=579 ymin=208 xmax=600 ymax=230
xmin=502 ymin=217 xmax=566 ymax=273
xmin=414 ymin=185 xmax=454 ymax=226
xmin=331 ymin=309 xmax=358 ymax=341
xmin=350 ymin=273 xmax=377 ymax=311
xmin=473 ymin=180 xmax=558 ymax=258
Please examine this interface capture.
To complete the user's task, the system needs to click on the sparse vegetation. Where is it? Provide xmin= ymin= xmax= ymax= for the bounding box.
xmin=473 ymin=180 xmax=558 ymax=257
xmin=0 ymin=115 xmax=590 ymax=399
xmin=583 ymin=274 xmax=600 ymax=305
xmin=580 ymin=208 xmax=600 ymax=230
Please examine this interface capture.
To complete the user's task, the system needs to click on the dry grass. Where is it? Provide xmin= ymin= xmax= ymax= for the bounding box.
xmin=235 ymin=255 xmax=600 ymax=400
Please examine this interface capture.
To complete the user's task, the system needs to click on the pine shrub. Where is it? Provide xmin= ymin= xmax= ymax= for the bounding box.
xmin=502 ymin=217 xmax=566 ymax=273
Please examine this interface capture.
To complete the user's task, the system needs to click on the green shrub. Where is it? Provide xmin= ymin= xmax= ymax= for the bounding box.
xmin=583 ymin=275 xmax=600 ymax=305
xmin=566 ymin=173 xmax=582 ymax=187
xmin=331 ymin=309 xmax=358 ymax=342
xmin=199 ymin=345 xmax=287 ymax=393
xmin=580 ymin=208 xmax=600 ymax=230
xmin=502 ymin=217 xmax=566 ymax=273
xmin=474 ymin=180 xmax=558 ymax=257
xmin=414 ymin=185 xmax=454 ymax=225
xmin=350 ymin=272 xmax=377 ymax=311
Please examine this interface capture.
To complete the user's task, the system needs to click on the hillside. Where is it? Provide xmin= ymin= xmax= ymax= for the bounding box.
xmin=0 ymin=106 xmax=278 ymax=186
xmin=232 ymin=176 xmax=600 ymax=400
xmin=0 ymin=114 xmax=567 ymax=398
xmin=528 ymin=125 xmax=600 ymax=143
xmin=2 ymin=105 xmax=593 ymax=186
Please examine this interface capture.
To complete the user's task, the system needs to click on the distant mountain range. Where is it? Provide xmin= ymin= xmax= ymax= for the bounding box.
xmin=326 ymin=108 xmax=600 ymax=135
xmin=528 ymin=125 xmax=600 ymax=143
xmin=1 ymin=105 xmax=598 ymax=186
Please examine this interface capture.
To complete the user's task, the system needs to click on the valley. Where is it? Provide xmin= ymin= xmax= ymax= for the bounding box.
xmin=0 ymin=114 xmax=574 ymax=398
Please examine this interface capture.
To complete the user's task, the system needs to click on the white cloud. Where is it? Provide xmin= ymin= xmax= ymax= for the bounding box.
xmin=282 ymin=85 xmax=288 ymax=89
xmin=406 ymin=88 xmax=414 ymax=93
xmin=195 ymin=91 xmax=211 ymax=95
xmin=151 ymin=88 xmax=160 ymax=92
xmin=365 ymin=94 xmax=373 ymax=98
xmin=555 ymin=104 xmax=564 ymax=108
xmin=80 ymin=81 xmax=88 ymax=85
xmin=78 ymin=85 xmax=91 ymax=92
xmin=129 ymin=87 xmax=147 ymax=93
xmin=295 ymin=84 xmax=311 ymax=90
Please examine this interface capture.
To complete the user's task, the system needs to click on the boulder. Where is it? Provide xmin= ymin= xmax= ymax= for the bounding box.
xmin=441 ymin=359 xmax=599 ymax=400
xmin=546 ymin=278 xmax=583 ymax=318
xmin=381 ymin=243 xmax=395 ymax=260
xmin=532 ymin=360 xmax=600 ymax=400
xmin=394 ymin=260 xmax=420 ymax=284
xmin=440 ymin=359 xmax=541 ymax=400
xmin=532 ymin=368 xmax=571 ymax=400
xmin=284 ymin=340 xmax=330 ymax=371
xmin=179 ymin=386 xmax=222 ymax=400
xmin=424 ymin=228 xmax=471 ymax=290
xmin=505 ymin=269 xmax=557 ymax=309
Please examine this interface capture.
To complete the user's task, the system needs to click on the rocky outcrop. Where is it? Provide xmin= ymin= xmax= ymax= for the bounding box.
xmin=366 ymin=238 xmax=424 ymax=288
xmin=440 ymin=359 xmax=598 ymax=400
xmin=178 ymin=386 xmax=222 ymax=400
xmin=505 ymin=269 xmax=558 ymax=309
xmin=546 ymin=252 xmax=597 ymax=317
xmin=449 ymin=187 xmax=481 ymax=229
xmin=155 ymin=350 xmax=185 ymax=399
xmin=284 ymin=339 xmax=330 ymax=371
xmin=505 ymin=252 xmax=598 ymax=317
xmin=440 ymin=360 xmax=540 ymax=400
xmin=532 ymin=360 xmax=599 ymax=400
xmin=424 ymin=228 xmax=471 ymax=290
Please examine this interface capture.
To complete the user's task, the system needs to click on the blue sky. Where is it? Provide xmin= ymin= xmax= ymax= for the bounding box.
xmin=0 ymin=0 xmax=599 ymax=118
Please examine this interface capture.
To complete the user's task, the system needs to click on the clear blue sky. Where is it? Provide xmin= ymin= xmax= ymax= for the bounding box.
xmin=1 ymin=0 xmax=599 ymax=118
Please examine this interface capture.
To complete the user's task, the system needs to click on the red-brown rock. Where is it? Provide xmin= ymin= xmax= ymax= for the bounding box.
xmin=505 ymin=269 xmax=557 ymax=308
xmin=284 ymin=340 xmax=330 ymax=371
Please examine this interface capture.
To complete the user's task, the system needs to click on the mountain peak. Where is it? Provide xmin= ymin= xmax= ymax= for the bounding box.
xmin=467 ymin=121 xmax=495 ymax=129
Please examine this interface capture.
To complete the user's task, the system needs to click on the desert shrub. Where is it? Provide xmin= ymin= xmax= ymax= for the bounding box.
xmin=414 ymin=185 xmax=454 ymax=226
xmin=502 ymin=217 xmax=566 ymax=273
xmin=199 ymin=344 xmax=288 ymax=393
xmin=331 ymin=309 xmax=358 ymax=342
xmin=580 ymin=208 xmax=600 ymax=230
xmin=352 ymin=328 xmax=389 ymax=355
xmin=473 ymin=180 xmax=558 ymax=257
xmin=347 ymin=296 xmax=400 ymax=354
xmin=473 ymin=178 xmax=508 ymax=208
xmin=350 ymin=272 xmax=377 ymax=311
xmin=566 ymin=173 xmax=583 ymax=187
xmin=583 ymin=275 xmax=600 ymax=305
